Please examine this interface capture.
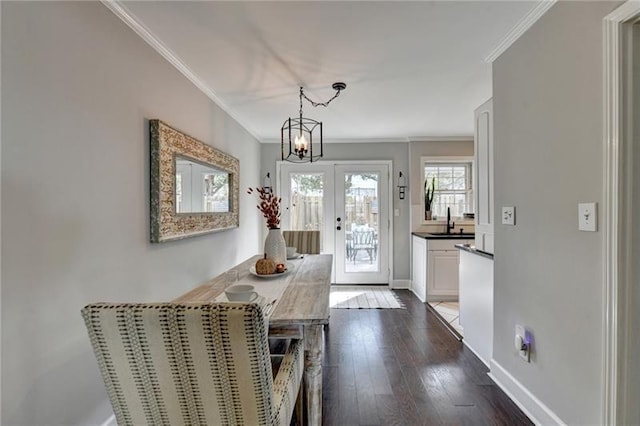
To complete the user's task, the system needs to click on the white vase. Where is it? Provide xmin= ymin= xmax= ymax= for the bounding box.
xmin=264 ymin=228 xmax=286 ymax=265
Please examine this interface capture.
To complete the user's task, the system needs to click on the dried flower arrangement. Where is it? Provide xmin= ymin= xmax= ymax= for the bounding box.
xmin=247 ymin=187 xmax=281 ymax=229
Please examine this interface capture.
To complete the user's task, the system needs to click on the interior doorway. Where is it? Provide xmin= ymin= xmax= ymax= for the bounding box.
xmin=278 ymin=161 xmax=392 ymax=284
xmin=603 ymin=4 xmax=640 ymax=424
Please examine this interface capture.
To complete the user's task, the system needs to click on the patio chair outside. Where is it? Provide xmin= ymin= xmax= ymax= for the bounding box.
xmin=351 ymin=229 xmax=376 ymax=263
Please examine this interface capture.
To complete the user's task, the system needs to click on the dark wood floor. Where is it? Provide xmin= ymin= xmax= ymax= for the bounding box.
xmin=321 ymin=290 xmax=532 ymax=426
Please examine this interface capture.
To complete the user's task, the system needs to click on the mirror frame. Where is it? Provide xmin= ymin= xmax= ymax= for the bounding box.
xmin=150 ymin=119 xmax=239 ymax=243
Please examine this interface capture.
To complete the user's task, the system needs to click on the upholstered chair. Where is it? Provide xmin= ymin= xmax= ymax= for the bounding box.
xmin=81 ymin=303 xmax=303 ymax=426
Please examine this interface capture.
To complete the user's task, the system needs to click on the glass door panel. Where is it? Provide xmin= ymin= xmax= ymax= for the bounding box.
xmin=335 ymin=165 xmax=389 ymax=284
xmin=289 ymin=172 xmax=324 ymax=250
xmin=280 ymin=164 xmax=334 ymax=257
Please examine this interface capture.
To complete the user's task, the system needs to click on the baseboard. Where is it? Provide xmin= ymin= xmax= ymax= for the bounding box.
xmin=408 ymin=288 xmax=425 ymax=302
xmin=488 ymin=359 xmax=566 ymax=426
xmin=462 ymin=340 xmax=489 ymax=368
xmin=391 ymin=279 xmax=411 ymax=289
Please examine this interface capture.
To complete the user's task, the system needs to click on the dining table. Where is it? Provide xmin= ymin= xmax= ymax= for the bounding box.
xmin=172 ymin=253 xmax=333 ymax=426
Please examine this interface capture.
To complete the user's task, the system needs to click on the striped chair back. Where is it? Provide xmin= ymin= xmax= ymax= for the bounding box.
xmin=82 ymin=303 xmax=303 ymax=426
xmin=282 ymin=230 xmax=321 ymax=254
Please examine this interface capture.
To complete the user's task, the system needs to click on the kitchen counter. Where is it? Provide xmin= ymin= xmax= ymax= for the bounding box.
xmin=412 ymin=231 xmax=475 ymax=240
xmin=455 ymin=243 xmax=494 ymax=260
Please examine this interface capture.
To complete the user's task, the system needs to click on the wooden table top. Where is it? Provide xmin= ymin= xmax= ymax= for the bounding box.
xmin=172 ymin=254 xmax=333 ymax=326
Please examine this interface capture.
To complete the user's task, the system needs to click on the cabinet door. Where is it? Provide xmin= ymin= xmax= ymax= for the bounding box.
xmin=427 ymin=250 xmax=459 ymax=299
xmin=411 ymin=236 xmax=427 ymax=302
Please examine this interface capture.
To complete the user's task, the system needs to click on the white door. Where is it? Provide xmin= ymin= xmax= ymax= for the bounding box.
xmin=334 ymin=164 xmax=390 ymax=284
xmin=279 ymin=162 xmax=390 ymax=284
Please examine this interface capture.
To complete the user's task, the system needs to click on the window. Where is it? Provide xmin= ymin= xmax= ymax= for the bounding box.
xmin=422 ymin=158 xmax=473 ymax=221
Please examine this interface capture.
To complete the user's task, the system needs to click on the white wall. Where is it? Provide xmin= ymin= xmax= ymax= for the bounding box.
xmin=261 ymin=142 xmax=411 ymax=281
xmin=492 ymin=1 xmax=621 ymax=424
xmin=1 ymin=2 xmax=262 ymax=425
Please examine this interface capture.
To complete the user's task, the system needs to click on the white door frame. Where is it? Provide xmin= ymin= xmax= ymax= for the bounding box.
xmin=603 ymin=2 xmax=640 ymax=424
xmin=276 ymin=160 xmax=394 ymax=284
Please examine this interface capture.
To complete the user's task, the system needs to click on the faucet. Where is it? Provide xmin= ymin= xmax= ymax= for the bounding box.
xmin=446 ymin=207 xmax=455 ymax=234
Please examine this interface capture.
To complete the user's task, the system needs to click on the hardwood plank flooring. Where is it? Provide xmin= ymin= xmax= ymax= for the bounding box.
xmin=321 ymin=290 xmax=532 ymax=426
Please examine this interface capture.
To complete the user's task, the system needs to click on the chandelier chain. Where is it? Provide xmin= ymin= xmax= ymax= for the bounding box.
xmin=299 ymin=86 xmax=343 ymax=110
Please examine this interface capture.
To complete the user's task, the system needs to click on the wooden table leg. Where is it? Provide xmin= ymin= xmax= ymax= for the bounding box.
xmin=303 ymin=324 xmax=324 ymax=426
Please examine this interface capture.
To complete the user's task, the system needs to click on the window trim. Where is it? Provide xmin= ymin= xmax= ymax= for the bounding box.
xmin=420 ymin=156 xmax=475 ymax=224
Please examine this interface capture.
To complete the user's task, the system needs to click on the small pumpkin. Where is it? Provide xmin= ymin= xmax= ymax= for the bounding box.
xmin=255 ymin=253 xmax=276 ymax=275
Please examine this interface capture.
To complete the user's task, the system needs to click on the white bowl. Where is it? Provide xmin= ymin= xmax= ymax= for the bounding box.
xmin=225 ymin=284 xmax=259 ymax=302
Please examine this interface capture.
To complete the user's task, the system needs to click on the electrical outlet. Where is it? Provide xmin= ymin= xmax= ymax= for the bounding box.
xmin=578 ymin=202 xmax=597 ymax=232
xmin=502 ymin=206 xmax=515 ymax=225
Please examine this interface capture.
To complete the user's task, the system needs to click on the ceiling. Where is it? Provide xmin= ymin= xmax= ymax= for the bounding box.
xmin=115 ymin=1 xmax=541 ymax=143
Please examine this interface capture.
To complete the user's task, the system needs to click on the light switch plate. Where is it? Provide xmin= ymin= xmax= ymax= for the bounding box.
xmin=578 ymin=202 xmax=597 ymax=232
xmin=502 ymin=206 xmax=515 ymax=225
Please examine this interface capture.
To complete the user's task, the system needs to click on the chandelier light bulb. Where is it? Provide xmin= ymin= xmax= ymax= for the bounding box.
xmin=295 ymin=133 xmax=307 ymax=151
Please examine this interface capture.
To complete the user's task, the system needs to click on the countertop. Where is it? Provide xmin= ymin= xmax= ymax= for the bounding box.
xmin=412 ymin=231 xmax=475 ymax=240
xmin=455 ymin=243 xmax=494 ymax=260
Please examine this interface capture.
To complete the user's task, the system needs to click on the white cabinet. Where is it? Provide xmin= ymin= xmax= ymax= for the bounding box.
xmin=428 ymin=250 xmax=459 ymax=299
xmin=411 ymin=235 xmax=427 ymax=302
xmin=412 ymin=236 xmax=473 ymax=302
xmin=425 ymin=239 xmax=472 ymax=302
xmin=474 ymin=98 xmax=494 ymax=254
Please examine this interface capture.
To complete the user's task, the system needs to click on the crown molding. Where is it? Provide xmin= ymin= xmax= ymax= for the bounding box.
xmin=484 ymin=0 xmax=557 ymax=63
xmin=261 ymin=137 xmax=410 ymax=144
xmin=100 ymin=0 xmax=262 ymax=142
xmin=262 ymin=136 xmax=474 ymax=144
xmin=408 ymin=136 xmax=473 ymax=143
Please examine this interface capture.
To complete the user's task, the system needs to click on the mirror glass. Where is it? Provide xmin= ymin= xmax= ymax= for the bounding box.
xmin=175 ymin=156 xmax=230 ymax=213
xmin=150 ymin=119 xmax=239 ymax=243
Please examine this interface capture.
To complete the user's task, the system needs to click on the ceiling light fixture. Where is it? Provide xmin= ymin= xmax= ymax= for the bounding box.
xmin=281 ymin=82 xmax=346 ymax=163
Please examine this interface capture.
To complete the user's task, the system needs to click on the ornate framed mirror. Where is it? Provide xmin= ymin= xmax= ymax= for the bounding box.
xmin=150 ymin=120 xmax=239 ymax=243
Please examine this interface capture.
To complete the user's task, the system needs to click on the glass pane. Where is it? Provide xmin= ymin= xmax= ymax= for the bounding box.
xmin=289 ymin=173 xmax=324 ymax=232
xmin=344 ymin=173 xmax=380 ymax=274
xmin=453 ymin=176 xmax=466 ymax=190
xmin=423 ymin=162 xmax=473 ymax=219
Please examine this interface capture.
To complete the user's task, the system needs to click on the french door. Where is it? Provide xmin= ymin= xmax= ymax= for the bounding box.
xmin=279 ymin=162 xmax=390 ymax=284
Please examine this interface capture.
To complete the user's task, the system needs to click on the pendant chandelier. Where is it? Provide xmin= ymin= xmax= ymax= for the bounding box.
xmin=281 ymin=82 xmax=346 ymax=163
